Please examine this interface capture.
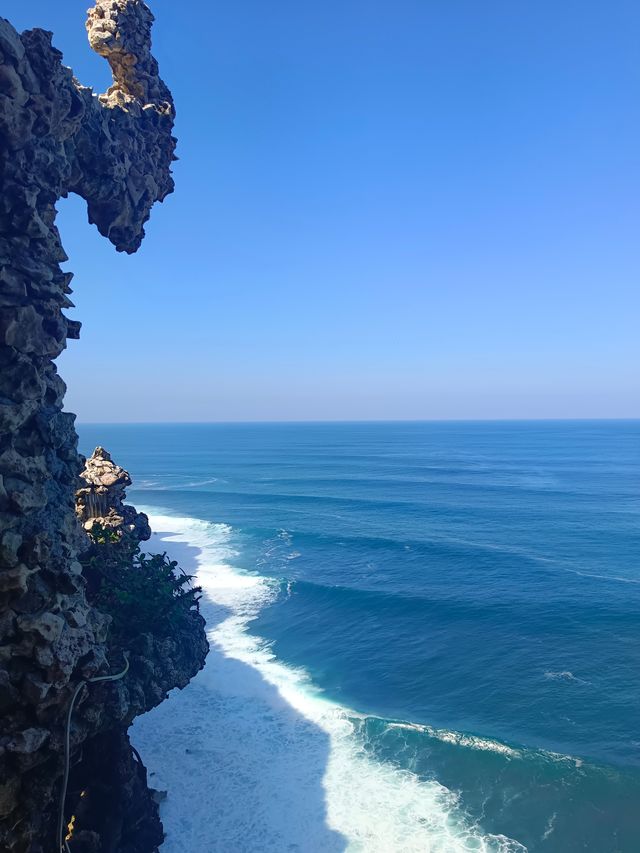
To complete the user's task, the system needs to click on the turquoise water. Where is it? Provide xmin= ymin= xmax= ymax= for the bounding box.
xmin=79 ymin=421 xmax=640 ymax=851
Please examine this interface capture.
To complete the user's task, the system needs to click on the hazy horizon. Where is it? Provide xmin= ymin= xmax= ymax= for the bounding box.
xmin=75 ymin=417 xmax=639 ymax=425
xmin=4 ymin=0 xmax=639 ymax=421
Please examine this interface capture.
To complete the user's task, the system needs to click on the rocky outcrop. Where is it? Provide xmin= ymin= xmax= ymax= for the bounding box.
xmin=63 ymin=730 xmax=165 ymax=853
xmin=0 ymin=3 xmax=206 ymax=851
xmin=76 ymin=447 xmax=151 ymax=545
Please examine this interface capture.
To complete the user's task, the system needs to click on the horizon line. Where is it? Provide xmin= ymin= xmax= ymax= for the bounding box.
xmin=74 ymin=417 xmax=640 ymax=426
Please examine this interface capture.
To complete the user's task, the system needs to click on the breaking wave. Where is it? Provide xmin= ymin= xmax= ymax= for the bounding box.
xmin=132 ymin=511 xmax=526 ymax=852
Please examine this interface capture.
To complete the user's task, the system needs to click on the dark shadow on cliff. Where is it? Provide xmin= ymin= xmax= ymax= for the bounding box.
xmin=131 ymin=529 xmax=348 ymax=853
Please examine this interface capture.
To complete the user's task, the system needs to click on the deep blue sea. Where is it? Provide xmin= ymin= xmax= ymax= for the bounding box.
xmin=78 ymin=421 xmax=640 ymax=852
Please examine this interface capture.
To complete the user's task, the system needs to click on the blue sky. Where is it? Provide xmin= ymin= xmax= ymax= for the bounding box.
xmin=5 ymin=1 xmax=639 ymax=421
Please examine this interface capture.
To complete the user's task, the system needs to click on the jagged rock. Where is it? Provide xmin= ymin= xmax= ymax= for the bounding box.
xmin=77 ymin=447 xmax=152 ymax=544
xmin=5 ymin=727 xmax=50 ymax=754
xmin=0 ymin=778 xmax=20 ymax=819
xmin=0 ymin=669 xmax=19 ymax=711
xmin=16 ymin=611 xmax=65 ymax=644
xmin=0 ymin=563 xmax=33 ymax=594
xmin=21 ymin=672 xmax=51 ymax=704
xmin=0 ymin=4 xmax=206 ymax=852
xmin=66 ymin=730 xmax=165 ymax=853
xmin=0 ymin=530 xmax=21 ymax=566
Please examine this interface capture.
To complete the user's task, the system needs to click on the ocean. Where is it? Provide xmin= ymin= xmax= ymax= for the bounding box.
xmin=77 ymin=421 xmax=640 ymax=852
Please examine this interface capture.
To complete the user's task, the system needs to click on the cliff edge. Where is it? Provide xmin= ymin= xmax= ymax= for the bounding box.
xmin=0 ymin=3 xmax=207 ymax=850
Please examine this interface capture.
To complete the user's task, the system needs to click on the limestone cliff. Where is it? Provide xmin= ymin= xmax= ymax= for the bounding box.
xmin=0 ymin=3 xmax=207 ymax=851
xmin=76 ymin=447 xmax=152 ymax=546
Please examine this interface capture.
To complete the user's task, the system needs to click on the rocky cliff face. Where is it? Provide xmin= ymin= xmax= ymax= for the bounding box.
xmin=0 ymin=3 xmax=206 ymax=850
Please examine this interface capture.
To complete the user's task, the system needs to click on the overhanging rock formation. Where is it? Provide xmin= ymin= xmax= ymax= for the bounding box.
xmin=0 ymin=3 xmax=205 ymax=850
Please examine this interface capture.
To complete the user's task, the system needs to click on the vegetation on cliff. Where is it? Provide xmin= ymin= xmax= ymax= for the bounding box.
xmin=82 ymin=524 xmax=202 ymax=642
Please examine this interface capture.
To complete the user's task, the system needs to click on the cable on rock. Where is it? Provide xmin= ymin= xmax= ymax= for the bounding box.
xmin=57 ymin=652 xmax=130 ymax=853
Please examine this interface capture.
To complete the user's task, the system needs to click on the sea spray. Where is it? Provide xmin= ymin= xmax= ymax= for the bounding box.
xmin=132 ymin=512 xmax=524 ymax=852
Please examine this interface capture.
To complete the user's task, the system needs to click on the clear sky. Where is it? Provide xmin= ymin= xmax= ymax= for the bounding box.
xmin=5 ymin=1 xmax=639 ymax=421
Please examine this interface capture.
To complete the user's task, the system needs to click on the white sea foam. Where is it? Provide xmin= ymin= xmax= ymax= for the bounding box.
xmin=541 ymin=812 xmax=557 ymax=842
xmin=543 ymin=670 xmax=590 ymax=685
xmin=387 ymin=722 xmax=521 ymax=759
xmin=136 ymin=476 xmax=224 ymax=491
xmin=132 ymin=511 xmax=527 ymax=853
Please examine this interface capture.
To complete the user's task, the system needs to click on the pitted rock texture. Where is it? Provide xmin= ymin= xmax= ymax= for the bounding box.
xmin=0 ymin=3 xmax=187 ymax=851
xmin=77 ymin=447 xmax=151 ymax=544
xmin=64 ymin=730 xmax=165 ymax=853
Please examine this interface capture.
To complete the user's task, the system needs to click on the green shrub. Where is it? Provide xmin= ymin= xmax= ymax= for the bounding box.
xmin=81 ymin=524 xmax=202 ymax=640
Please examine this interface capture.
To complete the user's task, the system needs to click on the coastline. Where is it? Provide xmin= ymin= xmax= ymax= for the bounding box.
xmin=131 ymin=512 xmax=524 ymax=853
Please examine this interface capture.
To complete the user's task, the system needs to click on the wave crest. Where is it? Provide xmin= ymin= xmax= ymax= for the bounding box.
xmin=134 ymin=510 xmax=527 ymax=852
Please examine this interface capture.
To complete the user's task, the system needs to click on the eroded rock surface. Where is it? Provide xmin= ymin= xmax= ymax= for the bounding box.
xmin=0 ymin=3 xmax=206 ymax=851
xmin=77 ymin=447 xmax=152 ymax=544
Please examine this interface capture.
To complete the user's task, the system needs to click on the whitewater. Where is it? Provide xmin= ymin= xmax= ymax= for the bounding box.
xmin=131 ymin=512 xmax=524 ymax=853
